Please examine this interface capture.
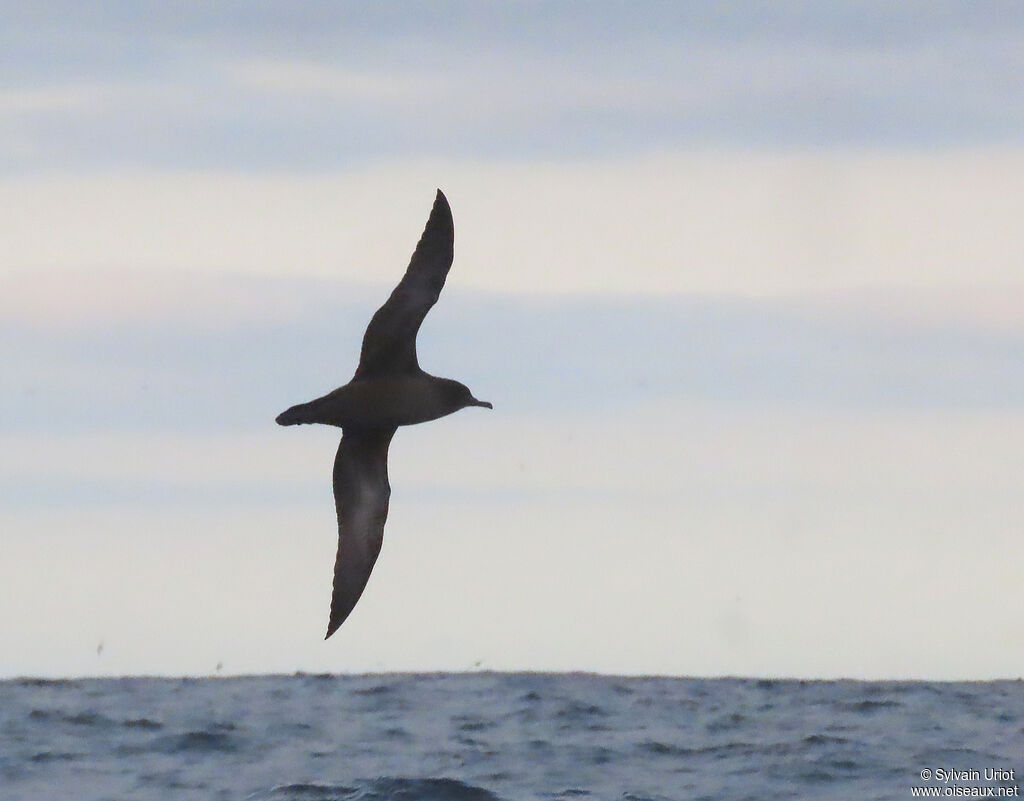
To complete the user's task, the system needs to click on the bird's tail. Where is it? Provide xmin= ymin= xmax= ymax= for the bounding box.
xmin=275 ymin=401 xmax=319 ymax=426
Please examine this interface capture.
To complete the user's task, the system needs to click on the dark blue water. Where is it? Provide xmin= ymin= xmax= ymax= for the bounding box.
xmin=1 ymin=673 xmax=1021 ymax=801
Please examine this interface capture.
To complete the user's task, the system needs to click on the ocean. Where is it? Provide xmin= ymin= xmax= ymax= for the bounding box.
xmin=1 ymin=672 xmax=1021 ymax=801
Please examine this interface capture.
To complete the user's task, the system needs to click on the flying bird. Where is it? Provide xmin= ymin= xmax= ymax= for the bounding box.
xmin=276 ymin=190 xmax=491 ymax=639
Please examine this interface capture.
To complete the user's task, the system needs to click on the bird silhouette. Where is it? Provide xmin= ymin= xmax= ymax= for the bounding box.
xmin=276 ymin=190 xmax=491 ymax=638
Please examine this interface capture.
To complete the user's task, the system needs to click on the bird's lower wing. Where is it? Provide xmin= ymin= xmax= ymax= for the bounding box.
xmin=326 ymin=427 xmax=397 ymax=639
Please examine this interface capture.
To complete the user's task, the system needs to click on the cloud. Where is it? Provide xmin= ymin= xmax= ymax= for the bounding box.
xmin=5 ymin=267 xmax=1024 ymax=449
xmin=1 ymin=2 xmax=1023 ymax=169
xmin=224 ymin=59 xmax=435 ymax=102
xmin=0 ymin=85 xmax=112 ymax=115
xmin=3 ymin=151 xmax=1024 ymax=298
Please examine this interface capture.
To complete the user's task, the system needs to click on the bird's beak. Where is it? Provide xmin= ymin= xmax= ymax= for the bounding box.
xmin=469 ymin=398 xmax=493 ymax=409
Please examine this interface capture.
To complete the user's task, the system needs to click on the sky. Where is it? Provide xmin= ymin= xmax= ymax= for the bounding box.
xmin=2 ymin=2 xmax=1024 ymax=680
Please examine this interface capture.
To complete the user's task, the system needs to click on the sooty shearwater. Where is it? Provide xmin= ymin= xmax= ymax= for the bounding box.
xmin=276 ymin=189 xmax=491 ymax=639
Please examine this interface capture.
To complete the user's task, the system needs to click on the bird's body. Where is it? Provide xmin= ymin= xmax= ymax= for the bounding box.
xmin=277 ymin=374 xmax=481 ymax=429
xmin=276 ymin=189 xmax=490 ymax=639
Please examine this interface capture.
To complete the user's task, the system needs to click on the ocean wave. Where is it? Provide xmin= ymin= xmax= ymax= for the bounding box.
xmin=247 ymin=778 xmax=502 ymax=801
xmin=28 ymin=750 xmax=80 ymax=762
xmin=28 ymin=709 xmax=116 ymax=727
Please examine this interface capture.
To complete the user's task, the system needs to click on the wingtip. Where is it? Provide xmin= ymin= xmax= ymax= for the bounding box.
xmin=325 ymin=607 xmax=346 ymax=640
xmin=415 ymin=188 xmax=452 ymax=247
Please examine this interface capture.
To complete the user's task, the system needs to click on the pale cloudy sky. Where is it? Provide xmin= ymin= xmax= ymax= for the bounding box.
xmin=2 ymin=2 xmax=1024 ymax=680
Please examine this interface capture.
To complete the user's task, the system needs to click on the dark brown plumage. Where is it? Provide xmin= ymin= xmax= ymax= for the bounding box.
xmin=276 ymin=189 xmax=491 ymax=638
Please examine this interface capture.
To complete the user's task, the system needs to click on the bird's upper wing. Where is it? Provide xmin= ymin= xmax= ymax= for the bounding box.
xmin=353 ymin=189 xmax=454 ymax=379
xmin=325 ymin=426 xmax=396 ymax=639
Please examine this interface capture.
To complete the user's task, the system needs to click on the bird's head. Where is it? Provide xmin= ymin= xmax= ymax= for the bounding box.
xmin=443 ymin=379 xmax=492 ymax=412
